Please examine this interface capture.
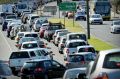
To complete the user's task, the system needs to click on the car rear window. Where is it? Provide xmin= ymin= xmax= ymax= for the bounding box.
xmin=69 ymin=34 xmax=87 ymax=41
xmin=10 ymin=52 xmax=29 ymax=59
xmin=78 ymin=47 xmax=95 ymax=53
xmin=23 ymin=43 xmax=38 ymax=49
xmin=69 ymin=55 xmax=84 ymax=62
xmin=103 ymin=53 xmax=120 ymax=69
xmin=18 ymin=33 xmax=24 ymax=37
xmin=68 ymin=42 xmax=86 ymax=48
xmin=25 ymin=34 xmax=38 ymax=37
xmin=23 ymin=62 xmax=38 ymax=68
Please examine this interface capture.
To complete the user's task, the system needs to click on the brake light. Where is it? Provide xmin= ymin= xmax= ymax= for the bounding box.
xmin=94 ymin=72 xmax=109 ymax=79
xmin=61 ymin=44 xmax=64 ymax=46
xmin=35 ymin=68 xmax=43 ymax=72
xmin=66 ymin=48 xmax=69 ymax=54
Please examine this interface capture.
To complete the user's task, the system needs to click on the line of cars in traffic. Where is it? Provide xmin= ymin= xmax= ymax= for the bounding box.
xmin=0 ymin=1 xmax=120 ymax=79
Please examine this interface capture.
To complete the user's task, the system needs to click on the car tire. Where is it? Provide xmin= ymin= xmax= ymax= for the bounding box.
xmin=11 ymin=68 xmax=18 ymax=76
xmin=59 ymin=51 xmax=63 ymax=54
xmin=21 ymin=76 xmax=29 ymax=79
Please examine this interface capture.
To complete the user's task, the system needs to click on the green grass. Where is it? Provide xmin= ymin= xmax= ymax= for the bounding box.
xmin=49 ymin=18 xmax=114 ymax=51
xmin=0 ymin=0 xmax=18 ymax=4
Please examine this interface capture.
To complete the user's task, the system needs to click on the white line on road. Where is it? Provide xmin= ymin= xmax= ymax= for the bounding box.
xmin=0 ymin=30 xmax=12 ymax=52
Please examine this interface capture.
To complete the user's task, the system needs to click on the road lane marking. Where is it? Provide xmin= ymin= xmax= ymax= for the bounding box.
xmin=0 ymin=30 xmax=12 ymax=52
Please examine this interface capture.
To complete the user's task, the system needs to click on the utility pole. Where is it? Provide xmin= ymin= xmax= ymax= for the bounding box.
xmin=86 ymin=0 xmax=90 ymax=39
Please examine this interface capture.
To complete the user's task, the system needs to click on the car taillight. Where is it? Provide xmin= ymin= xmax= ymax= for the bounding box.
xmin=61 ymin=44 xmax=64 ymax=46
xmin=81 ymin=61 xmax=85 ymax=64
xmin=17 ymin=38 xmax=20 ymax=41
xmin=35 ymin=68 xmax=43 ymax=72
xmin=66 ymin=48 xmax=69 ymax=54
xmin=94 ymin=72 xmax=109 ymax=79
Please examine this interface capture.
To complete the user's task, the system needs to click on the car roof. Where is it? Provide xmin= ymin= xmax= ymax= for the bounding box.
xmin=67 ymin=40 xmax=86 ymax=43
xmin=77 ymin=45 xmax=94 ymax=49
xmin=67 ymin=32 xmax=86 ymax=35
xmin=21 ymin=37 xmax=35 ymax=39
xmin=22 ymin=41 xmax=38 ymax=44
xmin=65 ymin=67 xmax=86 ymax=72
xmin=20 ymin=48 xmax=47 ymax=52
xmin=27 ymin=14 xmax=39 ymax=17
xmin=28 ymin=58 xmax=51 ymax=62
xmin=99 ymin=48 xmax=120 ymax=56
xmin=69 ymin=52 xmax=93 ymax=56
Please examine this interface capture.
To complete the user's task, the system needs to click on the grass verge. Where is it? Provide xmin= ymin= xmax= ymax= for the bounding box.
xmin=0 ymin=0 xmax=18 ymax=4
xmin=49 ymin=18 xmax=114 ymax=51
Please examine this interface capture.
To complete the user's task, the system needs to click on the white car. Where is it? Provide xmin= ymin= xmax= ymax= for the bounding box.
xmin=63 ymin=40 xmax=87 ymax=59
xmin=9 ymin=48 xmax=53 ymax=76
xmin=90 ymin=14 xmax=103 ymax=24
xmin=86 ymin=49 xmax=120 ymax=79
xmin=110 ymin=20 xmax=120 ymax=33
xmin=66 ymin=32 xmax=88 ymax=44
xmin=20 ymin=41 xmax=39 ymax=50
xmin=77 ymin=45 xmax=96 ymax=54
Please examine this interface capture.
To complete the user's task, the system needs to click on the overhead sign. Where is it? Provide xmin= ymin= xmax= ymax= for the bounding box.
xmin=43 ymin=6 xmax=57 ymax=12
xmin=59 ymin=2 xmax=76 ymax=11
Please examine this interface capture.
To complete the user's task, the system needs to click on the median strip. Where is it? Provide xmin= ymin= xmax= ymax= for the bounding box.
xmin=49 ymin=18 xmax=114 ymax=51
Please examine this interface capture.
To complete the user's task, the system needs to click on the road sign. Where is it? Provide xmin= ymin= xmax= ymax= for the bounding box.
xmin=43 ymin=6 xmax=57 ymax=12
xmin=59 ymin=2 xmax=76 ymax=11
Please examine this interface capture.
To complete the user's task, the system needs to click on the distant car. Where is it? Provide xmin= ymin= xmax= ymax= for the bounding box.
xmin=67 ymin=11 xmax=74 ymax=19
xmin=63 ymin=40 xmax=87 ymax=59
xmin=0 ymin=60 xmax=13 ymax=79
xmin=20 ymin=59 xmax=66 ymax=79
xmin=75 ymin=11 xmax=86 ymax=21
xmin=110 ymin=20 xmax=120 ymax=34
xmin=20 ymin=41 xmax=40 ymax=50
xmin=77 ymin=45 xmax=96 ymax=54
xmin=63 ymin=67 xmax=86 ymax=79
xmin=9 ymin=48 xmax=53 ymax=76
xmin=15 ymin=37 xmax=36 ymax=49
xmin=15 ymin=32 xmax=25 ymax=43
xmin=54 ymin=31 xmax=69 ymax=46
xmin=64 ymin=52 xmax=96 ymax=69
xmin=86 ymin=49 xmax=120 ymax=79
xmin=39 ymin=23 xmax=49 ymax=38
xmin=44 ymin=22 xmax=64 ymax=42
xmin=52 ymin=29 xmax=68 ymax=44
xmin=66 ymin=32 xmax=88 ymax=44
xmin=33 ymin=17 xmax=49 ymax=32
xmin=58 ymin=36 xmax=67 ymax=54
xmin=90 ymin=14 xmax=103 ymax=24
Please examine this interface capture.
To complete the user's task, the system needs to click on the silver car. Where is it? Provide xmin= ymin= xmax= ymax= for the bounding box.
xmin=90 ymin=14 xmax=103 ymax=24
xmin=86 ymin=49 xmax=120 ymax=79
xmin=110 ymin=20 xmax=120 ymax=34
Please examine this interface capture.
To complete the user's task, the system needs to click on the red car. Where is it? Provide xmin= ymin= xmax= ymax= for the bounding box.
xmin=39 ymin=23 xmax=49 ymax=38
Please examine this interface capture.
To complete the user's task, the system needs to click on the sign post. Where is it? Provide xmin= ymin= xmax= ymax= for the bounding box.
xmin=59 ymin=2 xmax=76 ymax=27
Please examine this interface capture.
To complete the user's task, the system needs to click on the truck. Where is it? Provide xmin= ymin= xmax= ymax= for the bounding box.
xmin=93 ymin=0 xmax=111 ymax=20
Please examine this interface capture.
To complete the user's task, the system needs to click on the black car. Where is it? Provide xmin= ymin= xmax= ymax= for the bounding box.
xmin=44 ymin=22 xmax=64 ymax=42
xmin=20 ymin=59 xmax=66 ymax=79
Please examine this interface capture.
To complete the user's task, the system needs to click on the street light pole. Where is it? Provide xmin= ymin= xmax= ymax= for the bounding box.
xmin=86 ymin=0 xmax=90 ymax=39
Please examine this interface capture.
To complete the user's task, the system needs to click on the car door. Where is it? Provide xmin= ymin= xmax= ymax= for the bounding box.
xmin=50 ymin=60 xmax=66 ymax=78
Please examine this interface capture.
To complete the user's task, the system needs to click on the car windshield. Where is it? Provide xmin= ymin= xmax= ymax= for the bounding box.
xmin=17 ymin=4 xmax=27 ymax=9
xmin=78 ymin=47 xmax=95 ymax=53
xmin=19 ymin=38 xmax=36 ymax=44
xmin=6 ymin=15 xmax=17 ymax=19
xmin=48 ymin=26 xmax=60 ymax=30
xmin=68 ymin=42 xmax=86 ymax=48
xmin=31 ymin=16 xmax=39 ymax=20
xmin=69 ymin=55 xmax=84 ymax=62
xmin=85 ymin=54 xmax=96 ymax=61
xmin=18 ymin=33 xmax=24 ymax=37
xmin=77 ymin=12 xmax=85 ymax=15
xmin=103 ymin=53 xmax=120 ymax=69
xmin=114 ymin=21 xmax=120 ymax=25
xmin=69 ymin=34 xmax=87 ymax=41
xmin=23 ymin=43 xmax=38 ymax=49
xmin=91 ymin=15 xmax=101 ymax=18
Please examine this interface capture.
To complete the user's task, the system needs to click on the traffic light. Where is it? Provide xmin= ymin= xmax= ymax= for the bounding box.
xmin=57 ymin=0 xmax=62 ymax=5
